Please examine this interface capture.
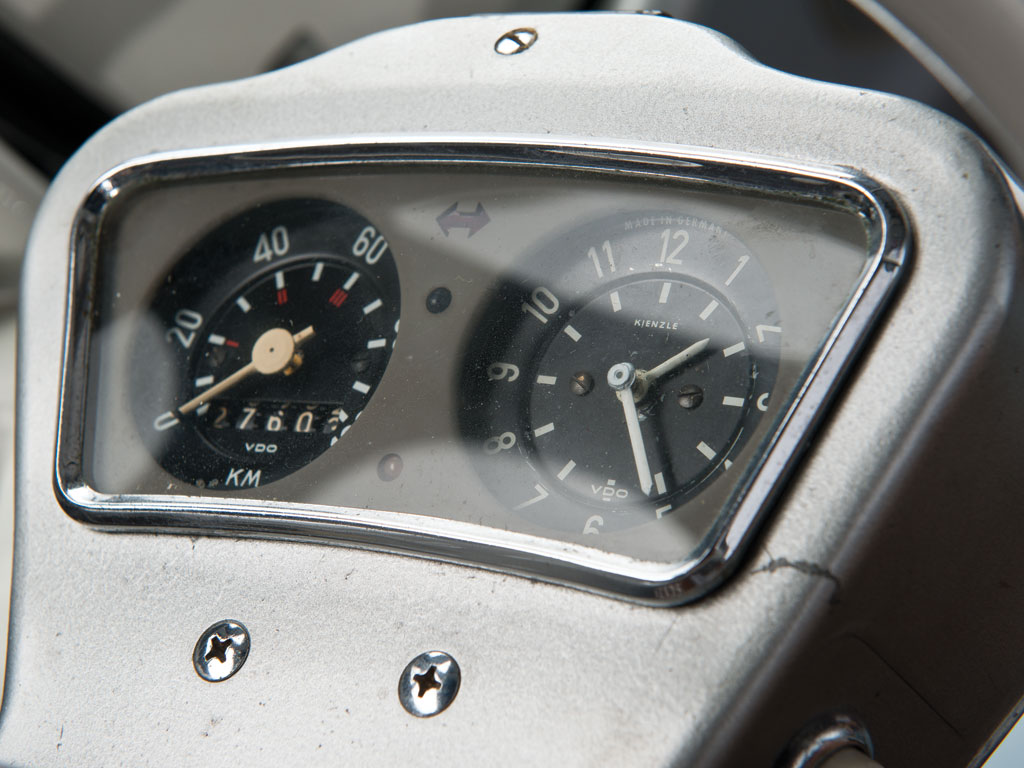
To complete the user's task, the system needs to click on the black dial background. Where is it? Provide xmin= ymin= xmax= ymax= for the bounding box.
xmin=460 ymin=211 xmax=780 ymax=535
xmin=527 ymin=277 xmax=756 ymax=508
xmin=131 ymin=198 xmax=400 ymax=489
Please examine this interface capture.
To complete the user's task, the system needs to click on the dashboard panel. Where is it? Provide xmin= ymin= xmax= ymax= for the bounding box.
xmin=58 ymin=140 xmax=905 ymax=603
xmin=8 ymin=13 xmax=1024 ymax=768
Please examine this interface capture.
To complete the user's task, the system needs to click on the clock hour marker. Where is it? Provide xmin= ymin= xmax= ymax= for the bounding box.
xmin=654 ymin=471 xmax=667 ymax=495
xmin=195 ymin=375 xmax=214 ymax=388
xmin=363 ymin=298 xmax=383 ymax=315
xmin=311 ymin=262 xmax=324 ymax=282
xmin=557 ymin=460 xmax=577 ymax=480
xmin=344 ymin=272 xmax=360 ymax=291
xmin=658 ymin=282 xmax=671 ymax=304
xmin=534 ymin=422 xmax=555 ymax=437
xmin=697 ymin=441 xmax=717 ymax=461
xmin=699 ymin=299 xmax=719 ymax=320
xmin=723 ymin=341 xmax=746 ymax=357
xmin=536 ymin=375 xmax=557 ymax=385
xmin=274 ymin=270 xmax=285 ymax=289
xmin=563 ymin=325 xmax=582 ymax=342
xmin=722 ymin=396 xmax=745 ymax=407
xmin=367 ymin=338 xmax=387 ymax=349
xmin=352 ymin=380 xmax=371 ymax=394
xmin=610 ymin=291 xmax=622 ymax=313
xmin=208 ymin=334 xmax=226 ymax=346
xmin=235 ymin=296 xmax=252 ymax=313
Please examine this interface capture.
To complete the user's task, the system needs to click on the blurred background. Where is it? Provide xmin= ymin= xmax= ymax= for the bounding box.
xmin=0 ymin=1 xmax=1017 ymax=764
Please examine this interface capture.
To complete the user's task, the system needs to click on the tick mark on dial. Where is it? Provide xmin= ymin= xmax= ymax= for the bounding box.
xmin=699 ymin=299 xmax=719 ymax=320
xmin=534 ymin=422 xmax=555 ymax=437
xmin=722 ymin=341 xmax=746 ymax=357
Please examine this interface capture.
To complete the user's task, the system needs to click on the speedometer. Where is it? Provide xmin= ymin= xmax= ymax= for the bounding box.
xmin=130 ymin=197 xmax=400 ymax=489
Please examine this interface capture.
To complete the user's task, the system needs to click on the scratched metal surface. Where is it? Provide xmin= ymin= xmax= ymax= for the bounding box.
xmin=3 ymin=13 xmax=1021 ymax=767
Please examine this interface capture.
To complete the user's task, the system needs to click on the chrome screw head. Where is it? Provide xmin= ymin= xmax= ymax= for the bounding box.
xmin=398 ymin=650 xmax=461 ymax=717
xmin=193 ymin=620 xmax=250 ymax=682
xmin=494 ymin=27 xmax=538 ymax=56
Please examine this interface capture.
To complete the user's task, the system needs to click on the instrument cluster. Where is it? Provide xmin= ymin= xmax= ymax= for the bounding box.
xmin=56 ymin=141 xmax=905 ymax=602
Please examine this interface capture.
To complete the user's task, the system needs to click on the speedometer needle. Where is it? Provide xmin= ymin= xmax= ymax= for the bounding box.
xmin=608 ymin=362 xmax=654 ymax=496
xmin=178 ymin=325 xmax=315 ymax=415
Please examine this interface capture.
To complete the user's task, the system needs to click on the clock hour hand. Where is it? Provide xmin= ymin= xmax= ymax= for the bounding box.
xmin=607 ymin=362 xmax=654 ymax=496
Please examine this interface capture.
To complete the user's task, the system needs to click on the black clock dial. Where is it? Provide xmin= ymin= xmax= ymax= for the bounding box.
xmin=460 ymin=211 xmax=780 ymax=535
xmin=132 ymin=198 xmax=400 ymax=489
xmin=527 ymin=277 xmax=756 ymax=509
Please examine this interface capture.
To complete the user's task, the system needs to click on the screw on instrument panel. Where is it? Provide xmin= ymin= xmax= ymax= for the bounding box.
xmin=677 ymin=384 xmax=704 ymax=409
xmin=494 ymin=27 xmax=538 ymax=55
xmin=570 ymin=371 xmax=594 ymax=396
xmin=193 ymin=620 xmax=250 ymax=682
xmin=398 ymin=651 xmax=461 ymax=717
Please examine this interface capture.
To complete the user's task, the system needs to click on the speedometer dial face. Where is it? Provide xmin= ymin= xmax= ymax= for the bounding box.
xmin=131 ymin=198 xmax=400 ymax=489
xmin=460 ymin=212 xmax=780 ymax=534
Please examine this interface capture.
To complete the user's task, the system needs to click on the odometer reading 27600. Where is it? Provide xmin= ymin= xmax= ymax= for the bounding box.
xmin=460 ymin=211 xmax=780 ymax=535
xmin=131 ymin=198 xmax=401 ymax=489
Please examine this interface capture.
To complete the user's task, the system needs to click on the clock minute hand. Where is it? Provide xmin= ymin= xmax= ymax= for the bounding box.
xmin=643 ymin=337 xmax=711 ymax=383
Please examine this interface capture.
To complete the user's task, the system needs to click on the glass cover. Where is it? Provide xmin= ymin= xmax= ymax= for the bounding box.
xmin=58 ymin=144 xmax=901 ymax=602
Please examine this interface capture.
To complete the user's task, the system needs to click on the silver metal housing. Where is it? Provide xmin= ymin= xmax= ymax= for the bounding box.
xmin=4 ymin=13 xmax=1023 ymax=768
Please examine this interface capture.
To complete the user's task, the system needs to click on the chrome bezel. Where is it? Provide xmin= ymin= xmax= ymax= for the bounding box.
xmin=54 ymin=136 xmax=909 ymax=606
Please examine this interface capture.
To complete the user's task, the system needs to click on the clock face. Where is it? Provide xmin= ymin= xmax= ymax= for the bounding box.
xmin=459 ymin=211 xmax=779 ymax=535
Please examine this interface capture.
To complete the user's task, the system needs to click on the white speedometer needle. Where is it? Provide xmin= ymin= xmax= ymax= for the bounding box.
xmin=607 ymin=362 xmax=654 ymax=496
xmin=178 ymin=324 xmax=315 ymax=415
xmin=643 ymin=337 xmax=710 ymax=382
